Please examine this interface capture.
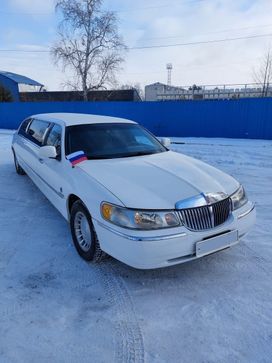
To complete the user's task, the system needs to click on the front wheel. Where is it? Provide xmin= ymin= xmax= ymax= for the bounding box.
xmin=70 ymin=201 xmax=106 ymax=262
xmin=12 ymin=150 xmax=26 ymax=175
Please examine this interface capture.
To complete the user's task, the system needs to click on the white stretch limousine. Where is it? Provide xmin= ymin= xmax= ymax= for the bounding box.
xmin=12 ymin=113 xmax=256 ymax=269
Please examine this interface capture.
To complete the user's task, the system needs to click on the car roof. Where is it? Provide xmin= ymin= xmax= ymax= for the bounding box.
xmin=31 ymin=113 xmax=137 ymax=126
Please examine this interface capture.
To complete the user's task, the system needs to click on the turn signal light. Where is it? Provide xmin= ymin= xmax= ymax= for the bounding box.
xmin=101 ymin=203 xmax=113 ymax=220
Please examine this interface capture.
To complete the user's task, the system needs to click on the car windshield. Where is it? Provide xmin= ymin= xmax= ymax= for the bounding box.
xmin=65 ymin=123 xmax=167 ymax=160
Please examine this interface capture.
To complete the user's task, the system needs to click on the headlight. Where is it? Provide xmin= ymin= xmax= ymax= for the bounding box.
xmin=101 ymin=202 xmax=180 ymax=230
xmin=230 ymin=185 xmax=248 ymax=210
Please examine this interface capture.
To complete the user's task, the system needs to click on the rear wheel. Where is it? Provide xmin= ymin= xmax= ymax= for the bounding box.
xmin=12 ymin=150 xmax=26 ymax=175
xmin=70 ymin=200 xmax=106 ymax=262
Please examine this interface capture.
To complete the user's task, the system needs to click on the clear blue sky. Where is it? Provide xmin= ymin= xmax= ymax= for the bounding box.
xmin=0 ymin=0 xmax=271 ymax=90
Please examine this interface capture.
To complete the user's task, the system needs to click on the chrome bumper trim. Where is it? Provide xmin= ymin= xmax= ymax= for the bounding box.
xmin=96 ymin=221 xmax=187 ymax=241
xmin=237 ymin=203 xmax=255 ymax=219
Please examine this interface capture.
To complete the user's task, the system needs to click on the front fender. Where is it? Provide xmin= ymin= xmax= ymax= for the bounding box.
xmin=66 ymin=166 xmax=125 ymax=222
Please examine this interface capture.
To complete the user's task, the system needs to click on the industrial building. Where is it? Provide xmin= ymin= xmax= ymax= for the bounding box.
xmin=145 ymin=82 xmax=271 ymax=101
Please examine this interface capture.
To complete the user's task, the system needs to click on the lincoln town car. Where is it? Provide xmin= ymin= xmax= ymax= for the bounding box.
xmin=11 ymin=113 xmax=256 ymax=269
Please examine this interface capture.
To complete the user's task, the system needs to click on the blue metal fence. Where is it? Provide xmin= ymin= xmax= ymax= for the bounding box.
xmin=0 ymin=98 xmax=272 ymax=139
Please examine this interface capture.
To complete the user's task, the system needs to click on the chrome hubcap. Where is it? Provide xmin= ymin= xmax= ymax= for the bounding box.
xmin=74 ymin=212 xmax=92 ymax=252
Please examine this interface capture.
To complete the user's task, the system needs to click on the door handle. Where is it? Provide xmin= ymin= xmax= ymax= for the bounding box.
xmin=39 ymin=158 xmax=44 ymax=164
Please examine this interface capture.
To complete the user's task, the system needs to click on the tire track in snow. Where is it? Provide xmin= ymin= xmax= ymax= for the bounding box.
xmin=97 ymin=260 xmax=145 ymax=363
xmin=30 ymin=247 xmax=144 ymax=362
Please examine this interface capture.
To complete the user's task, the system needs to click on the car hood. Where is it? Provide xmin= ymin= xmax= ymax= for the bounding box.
xmin=78 ymin=151 xmax=239 ymax=209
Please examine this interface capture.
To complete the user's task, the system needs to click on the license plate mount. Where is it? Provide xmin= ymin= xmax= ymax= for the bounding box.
xmin=196 ymin=230 xmax=239 ymax=258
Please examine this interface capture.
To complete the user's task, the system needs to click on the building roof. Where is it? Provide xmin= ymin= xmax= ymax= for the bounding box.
xmin=145 ymin=82 xmax=166 ymax=87
xmin=0 ymin=71 xmax=43 ymax=86
xmin=31 ymin=113 xmax=136 ymax=126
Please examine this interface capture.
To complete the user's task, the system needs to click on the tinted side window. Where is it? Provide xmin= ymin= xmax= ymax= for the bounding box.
xmin=27 ymin=119 xmax=50 ymax=146
xmin=18 ymin=118 xmax=31 ymax=136
xmin=45 ymin=124 xmax=62 ymax=159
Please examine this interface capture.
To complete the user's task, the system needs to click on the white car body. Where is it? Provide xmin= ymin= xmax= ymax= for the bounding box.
xmin=12 ymin=113 xmax=256 ymax=269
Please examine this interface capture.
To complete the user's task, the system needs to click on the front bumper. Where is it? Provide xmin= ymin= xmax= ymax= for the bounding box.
xmin=93 ymin=201 xmax=256 ymax=269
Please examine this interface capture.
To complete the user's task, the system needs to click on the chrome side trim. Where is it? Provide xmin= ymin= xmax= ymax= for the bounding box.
xmin=237 ymin=203 xmax=255 ymax=219
xmin=96 ymin=221 xmax=187 ymax=241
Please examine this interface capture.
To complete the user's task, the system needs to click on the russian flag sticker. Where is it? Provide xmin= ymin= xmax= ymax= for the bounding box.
xmin=67 ymin=151 xmax=88 ymax=166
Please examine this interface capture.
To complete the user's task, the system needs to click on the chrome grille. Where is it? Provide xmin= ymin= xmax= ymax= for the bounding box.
xmin=178 ymin=198 xmax=231 ymax=231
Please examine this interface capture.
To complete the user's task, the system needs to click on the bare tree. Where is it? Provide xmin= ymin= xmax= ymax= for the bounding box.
xmin=52 ymin=0 xmax=126 ymax=100
xmin=253 ymin=49 xmax=272 ymax=97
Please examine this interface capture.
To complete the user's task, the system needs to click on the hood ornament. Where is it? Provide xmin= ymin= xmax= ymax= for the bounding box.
xmin=175 ymin=192 xmax=228 ymax=209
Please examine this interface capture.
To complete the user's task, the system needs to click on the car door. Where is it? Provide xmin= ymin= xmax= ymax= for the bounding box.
xmin=16 ymin=118 xmax=51 ymax=184
xmin=37 ymin=123 xmax=69 ymax=217
xmin=13 ymin=117 xmax=32 ymax=167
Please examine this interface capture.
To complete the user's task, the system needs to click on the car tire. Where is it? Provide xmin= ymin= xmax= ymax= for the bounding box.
xmin=12 ymin=149 xmax=26 ymax=175
xmin=70 ymin=200 xmax=106 ymax=262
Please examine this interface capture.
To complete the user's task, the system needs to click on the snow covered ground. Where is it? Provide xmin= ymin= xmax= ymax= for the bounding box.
xmin=0 ymin=131 xmax=271 ymax=363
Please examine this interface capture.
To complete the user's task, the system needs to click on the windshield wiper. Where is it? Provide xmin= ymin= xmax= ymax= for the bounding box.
xmin=86 ymin=151 xmax=159 ymax=160
xmin=87 ymin=156 xmax=112 ymax=160
xmin=123 ymin=151 xmax=157 ymax=158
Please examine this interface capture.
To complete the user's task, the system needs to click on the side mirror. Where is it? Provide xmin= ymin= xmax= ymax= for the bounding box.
xmin=159 ymin=137 xmax=171 ymax=148
xmin=39 ymin=146 xmax=57 ymax=159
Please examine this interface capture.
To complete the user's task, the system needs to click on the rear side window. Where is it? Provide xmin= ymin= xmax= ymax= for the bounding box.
xmin=27 ymin=119 xmax=50 ymax=146
xmin=18 ymin=118 xmax=31 ymax=136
